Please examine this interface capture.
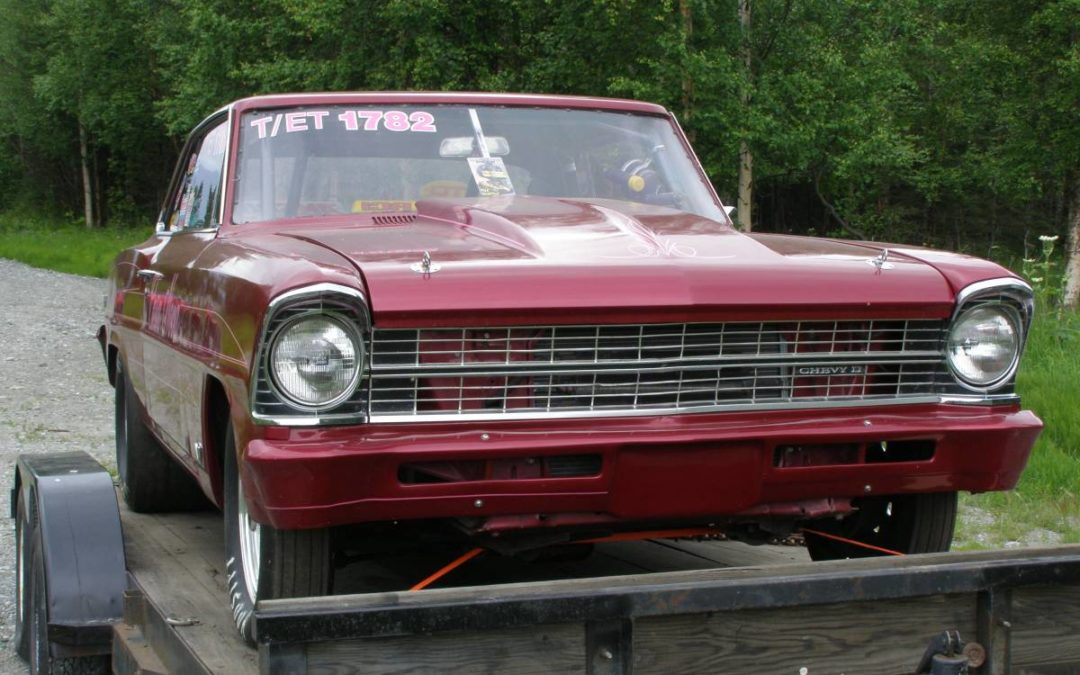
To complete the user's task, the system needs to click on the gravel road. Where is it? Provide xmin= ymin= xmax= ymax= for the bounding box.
xmin=0 ymin=259 xmax=114 ymax=675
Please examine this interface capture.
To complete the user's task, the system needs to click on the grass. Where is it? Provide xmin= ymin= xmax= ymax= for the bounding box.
xmin=0 ymin=212 xmax=149 ymax=278
xmin=955 ymin=305 xmax=1080 ymax=549
xmin=1 ymin=212 xmax=1077 ymax=549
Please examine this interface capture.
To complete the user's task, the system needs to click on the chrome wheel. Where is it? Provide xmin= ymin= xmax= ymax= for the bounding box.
xmin=236 ymin=477 xmax=261 ymax=603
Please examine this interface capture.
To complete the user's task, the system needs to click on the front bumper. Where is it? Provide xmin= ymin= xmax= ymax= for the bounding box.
xmin=241 ymin=403 xmax=1042 ymax=531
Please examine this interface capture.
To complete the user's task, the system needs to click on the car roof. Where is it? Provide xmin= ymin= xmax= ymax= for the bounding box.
xmin=227 ymin=92 xmax=670 ymax=116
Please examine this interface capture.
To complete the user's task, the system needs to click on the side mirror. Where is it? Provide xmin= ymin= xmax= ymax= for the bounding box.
xmin=724 ymin=205 xmax=736 ymax=218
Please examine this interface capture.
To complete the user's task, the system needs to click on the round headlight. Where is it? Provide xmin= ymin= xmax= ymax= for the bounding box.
xmin=946 ymin=304 xmax=1021 ymax=389
xmin=270 ymin=314 xmax=363 ymax=407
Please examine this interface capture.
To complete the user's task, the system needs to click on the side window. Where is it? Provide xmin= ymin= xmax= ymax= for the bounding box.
xmin=166 ymin=122 xmax=228 ymax=231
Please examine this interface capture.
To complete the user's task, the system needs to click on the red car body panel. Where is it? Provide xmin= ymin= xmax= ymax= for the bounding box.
xmin=101 ymin=92 xmax=1042 ymax=536
xmin=242 ymin=404 xmax=1040 ymax=530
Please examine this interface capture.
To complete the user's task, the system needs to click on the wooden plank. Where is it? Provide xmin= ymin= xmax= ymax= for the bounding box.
xmin=661 ymin=539 xmax=810 ymax=566
xmin=633 ymin=594 xmax=977 ymax=675
xmin=305 ymin=623 xmax=584 ymax=675
xmin=120 ymin=502 xmax=258 ymax=675
xmin=263 ymin=546 xmax=1080 ymax=623
xmin=1011 ymin=583 xmax=1080 ymax=669
xmin=594 ymin=541 xmax=726 ymax=572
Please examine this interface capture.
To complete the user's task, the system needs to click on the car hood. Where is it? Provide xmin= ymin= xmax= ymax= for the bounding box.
xmin=273 ymin=197 xmax=1001 ymax=327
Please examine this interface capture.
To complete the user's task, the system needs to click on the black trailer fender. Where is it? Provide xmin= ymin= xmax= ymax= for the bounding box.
xmin=12 ymin=451 xmax=126 ymax=661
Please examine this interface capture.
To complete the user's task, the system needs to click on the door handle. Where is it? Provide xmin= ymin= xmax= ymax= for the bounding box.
xmin=136 ymin=269 xmax=164 ymax=282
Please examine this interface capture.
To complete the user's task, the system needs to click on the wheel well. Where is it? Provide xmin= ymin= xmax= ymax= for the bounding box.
xmin=203 ymin=376 xmax=231 ymax=506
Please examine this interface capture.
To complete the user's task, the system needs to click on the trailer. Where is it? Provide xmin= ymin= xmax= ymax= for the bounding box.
xmin=12 ymin=451 xmax=1080 ymax=675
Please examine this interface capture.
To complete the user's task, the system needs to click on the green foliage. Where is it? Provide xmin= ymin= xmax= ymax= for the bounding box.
xmin=0 ymin=0 xmax=1077 ymax=248
xmin=0 ymin=213 xmax=148 ymax=278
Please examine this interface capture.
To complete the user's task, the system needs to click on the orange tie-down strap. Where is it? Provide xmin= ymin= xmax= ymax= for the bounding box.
xmin=409 ymin=526 xmax=903 ymax=591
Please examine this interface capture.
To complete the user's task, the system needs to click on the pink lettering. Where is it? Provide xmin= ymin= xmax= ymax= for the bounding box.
xmin=357 ymin=110 xmax=383 ymax=131
xmin=309 ymin=110 xmax=329 ymax=129
xmin=409 ymin=111 xmax=437 ymax=132
xmin=338 ymin=110 xmax=358 ymax=131
xmin=249 ymin=116 xmax=273 ymax=139
xmin=383 ymin=110 xmax=410 ymax=131
xmin=285 ymin=112 xmax=308 ymax=133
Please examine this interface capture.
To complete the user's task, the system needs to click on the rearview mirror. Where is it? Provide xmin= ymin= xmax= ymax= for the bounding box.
xmin=439 ymin=136 xmax=510 ymax=158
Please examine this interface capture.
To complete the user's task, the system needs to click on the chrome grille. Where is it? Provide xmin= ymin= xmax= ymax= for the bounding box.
xmin=367 ymin=320 xmax=950 ymax=420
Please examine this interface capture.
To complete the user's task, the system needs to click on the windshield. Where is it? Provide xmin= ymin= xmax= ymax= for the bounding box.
xmin=232 ymin=105 xmax=723 ymax=224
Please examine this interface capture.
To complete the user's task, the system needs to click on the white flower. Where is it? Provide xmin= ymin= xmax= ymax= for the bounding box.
xmin=1039 ymin=235 xmax=1059 ymax=242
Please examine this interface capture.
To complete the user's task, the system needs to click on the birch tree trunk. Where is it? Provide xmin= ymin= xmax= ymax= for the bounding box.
xmin=737 ymin=0 xmax=753 ymax=233
xmin=1063 ymin=175 xmax=1080 ymax=309
xmin=79 ymin=123 xmax=95 ymax=228
xmin=679 ymin=0 xmax=694 ymax=141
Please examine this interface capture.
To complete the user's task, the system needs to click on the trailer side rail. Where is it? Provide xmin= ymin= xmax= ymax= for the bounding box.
xmin=257 ymin=546 xmax=1080 ymax=675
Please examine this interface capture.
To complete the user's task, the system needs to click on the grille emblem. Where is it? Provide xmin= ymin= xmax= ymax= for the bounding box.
xmin=796 ymin=365 xmax=867 ymax=376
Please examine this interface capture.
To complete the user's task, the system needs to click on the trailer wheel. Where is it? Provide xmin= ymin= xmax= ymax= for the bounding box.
xmin=805 ymin=492 xmax=957 ymax=560
xmin=115 ymin=357 xmax=208 ymax=513
xmin=223 ymin=424 xmax=331 ymax=643
xmin=14 ymin=487 xmax=35 ymax=660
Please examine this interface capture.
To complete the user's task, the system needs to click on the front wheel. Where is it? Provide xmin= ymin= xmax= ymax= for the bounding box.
xmin=223 ymin=424 xmax=331 ymax=643
xmin=804 ymin=492 xmax=957 ymax=561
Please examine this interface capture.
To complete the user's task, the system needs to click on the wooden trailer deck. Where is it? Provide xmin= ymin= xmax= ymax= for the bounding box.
xmin=116 ymin=502 xmax=810 ymax=674
xmin=114 ymin=499 xmax=1080 ymax=675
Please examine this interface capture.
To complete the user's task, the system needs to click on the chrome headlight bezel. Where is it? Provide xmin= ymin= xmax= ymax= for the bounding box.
xmin=267 ymin=311 xmax=365 ymax=410
xmin=946 ymin=279 xmax=1033 ymax=394
xmin=250 ymin=283 xmax=371 ymax=425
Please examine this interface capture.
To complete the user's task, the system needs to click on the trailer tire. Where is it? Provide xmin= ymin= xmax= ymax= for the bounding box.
xmin=223 ymin=423 xmax=331 ymax=643
xmin=115 ymin=357 xmax=208 ymax=513
xmin=805 ymin=492 xmax=957 ymax=560
xmin=14 ymin=487 xmax=35 ymax=660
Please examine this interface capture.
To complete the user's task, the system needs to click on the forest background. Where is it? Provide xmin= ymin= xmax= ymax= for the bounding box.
xmin=1 ymin=0 xmax=1078 ymax=266
xmin=0 ymin=0 xmax=1078 ymax=544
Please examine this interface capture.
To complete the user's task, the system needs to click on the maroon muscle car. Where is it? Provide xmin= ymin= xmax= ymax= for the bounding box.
xmin=99 ymin=92 xmax=1042 ymax=641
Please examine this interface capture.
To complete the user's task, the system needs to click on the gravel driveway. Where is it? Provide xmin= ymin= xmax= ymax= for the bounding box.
xmin=0 ymin=259 xmax=114 ymax=675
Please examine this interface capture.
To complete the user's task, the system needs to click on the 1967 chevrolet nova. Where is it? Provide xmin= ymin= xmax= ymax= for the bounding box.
xmin=99 ymin=92 xmax=1042 ymax=641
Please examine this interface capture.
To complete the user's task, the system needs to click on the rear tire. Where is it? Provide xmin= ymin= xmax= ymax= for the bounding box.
xmin=805 ymin=492 xmax=957 ymax=560
xmin=114 ymin=357 xmax=208 ymax=512
xmin=223 ymin=423 xmax=331 ymax=643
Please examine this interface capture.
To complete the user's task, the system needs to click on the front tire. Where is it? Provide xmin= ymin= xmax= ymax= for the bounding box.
xmin=114 ymin=357 xmax=208 ymax=512
xmin=223 ymin=424 xmax=331 ymax=643
xmin=805 ymin=492 xmax=957 ymax=560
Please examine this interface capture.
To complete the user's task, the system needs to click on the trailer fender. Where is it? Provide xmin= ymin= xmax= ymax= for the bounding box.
xmin=13 ymin=451 xmax=126 ymax=657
